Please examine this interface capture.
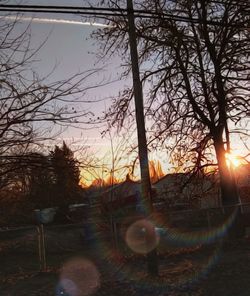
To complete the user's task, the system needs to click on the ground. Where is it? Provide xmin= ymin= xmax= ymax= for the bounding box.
xmin=1 ymin=223 xmax=250 ymax=296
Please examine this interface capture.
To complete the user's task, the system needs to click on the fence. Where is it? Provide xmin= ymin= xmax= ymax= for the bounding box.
xmin=0 ymin=203 xmax=249 ymax=278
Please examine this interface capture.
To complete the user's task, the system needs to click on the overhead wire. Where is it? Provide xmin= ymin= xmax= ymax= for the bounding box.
xmin=0 ymin=3 xmax=248 ymax=29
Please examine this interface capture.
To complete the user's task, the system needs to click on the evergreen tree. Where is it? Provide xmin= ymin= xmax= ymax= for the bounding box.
xmin=50 ymin=142 xmax=81 ymax=206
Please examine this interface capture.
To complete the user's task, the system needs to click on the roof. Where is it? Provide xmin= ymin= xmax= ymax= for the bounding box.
xmin=102 ymin=179 xmax=140 ymax=203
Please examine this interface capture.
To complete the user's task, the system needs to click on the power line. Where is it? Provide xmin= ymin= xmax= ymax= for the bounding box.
xmin=0 ymin=8 xmax=122 ymax=18
xmin=0 ymin=2 xmax=249 ymax=14
xmin=0 ymin=4 xmax=248 ymax=29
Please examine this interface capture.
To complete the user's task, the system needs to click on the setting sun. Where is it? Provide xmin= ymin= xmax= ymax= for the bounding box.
xmin=225 ymin=153 xmax=241 ymax=168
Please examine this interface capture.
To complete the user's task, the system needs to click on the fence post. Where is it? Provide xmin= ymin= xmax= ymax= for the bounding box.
xmin=206 ymin=210 xmax=211 ymax=229
xmin=37 ymin=224 xmax=47 ymax=272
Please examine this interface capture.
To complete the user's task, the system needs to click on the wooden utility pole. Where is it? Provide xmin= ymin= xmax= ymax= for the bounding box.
xmin=126 ymin=0 xmax=158 ymax=276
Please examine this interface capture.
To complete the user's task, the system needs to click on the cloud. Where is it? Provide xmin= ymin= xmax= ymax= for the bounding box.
xmin=0 ymin=15 xmax=111 ymax=27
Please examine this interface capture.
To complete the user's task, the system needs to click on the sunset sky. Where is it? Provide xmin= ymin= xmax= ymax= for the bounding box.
xmin=1 ymin=1 xmax=249 ymax=185
xmin=0 ymin=1 xmax=145 ymax=185
xmin=3 ymin=3 xmax=128 ymax=142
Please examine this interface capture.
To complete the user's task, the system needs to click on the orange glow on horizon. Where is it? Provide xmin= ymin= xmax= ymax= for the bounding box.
xmin=79 ymin=153 xmax=247 ymax=188
xmin=80 ymin=159 xmax=166 ymax=188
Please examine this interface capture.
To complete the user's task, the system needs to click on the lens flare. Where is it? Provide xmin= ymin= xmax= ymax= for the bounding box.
xmin=57 ymin=257 xmax=100 ymax=296
xmin=125 ymin=219 xmax=160 ymax=254
xmin=117 ymin=208 xmax=238 ymax=290
xmin=225 ymin=152 xmax=241 ymax=168
xmin=55 ymin=207 xmax=238 ymax=294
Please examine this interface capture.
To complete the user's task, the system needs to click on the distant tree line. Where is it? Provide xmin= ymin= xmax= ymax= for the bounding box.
xmin=0 ymin=11 xmax=96 ymax=225
xmin=0 ymin=142 xmax=84 ymax=225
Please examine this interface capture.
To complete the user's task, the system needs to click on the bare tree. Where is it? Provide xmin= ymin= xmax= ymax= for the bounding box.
xmin=92 ymin=0 xmax=250 ymax=206
xmin=0 ymin=16 xmax=99 ymax=188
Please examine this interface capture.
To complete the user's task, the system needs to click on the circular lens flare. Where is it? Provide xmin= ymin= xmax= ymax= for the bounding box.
xmin=125 ymin=219 xmax=160 ymax=254
xmin=54 ymin=207 xmax=239 ymax=294
xmin=58 ymin=257 xmax=100 ymax=296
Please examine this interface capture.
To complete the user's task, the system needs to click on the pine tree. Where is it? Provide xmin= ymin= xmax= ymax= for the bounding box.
xmin=51 ymin=142 xmax=81 ymax=206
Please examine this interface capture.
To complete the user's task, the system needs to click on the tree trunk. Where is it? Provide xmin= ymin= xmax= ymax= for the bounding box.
xmin=213 ymin=135 xmax=239 ymax=206
xmin=213 ymin=134 xmax=244 ymax=238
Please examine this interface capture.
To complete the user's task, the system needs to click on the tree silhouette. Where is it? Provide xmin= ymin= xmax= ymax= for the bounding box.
xmin=0 ymin=16 xmax=97 ymax=189
xmin=26 ymin=153 xmax=55 ymax=208
xmin=93 ymin=0 xmax=249 ymax=206
xmin=50 ymin=142 xmax=81 ymax=207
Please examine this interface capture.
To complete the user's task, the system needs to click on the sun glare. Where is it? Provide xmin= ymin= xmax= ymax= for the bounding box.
xmin=225 ymin=153 xmax=241 ymax=168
